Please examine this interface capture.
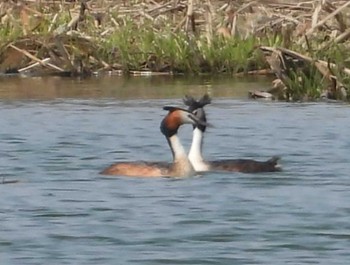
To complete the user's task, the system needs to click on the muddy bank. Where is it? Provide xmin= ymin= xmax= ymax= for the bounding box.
xmin=1 ymin=0 xmax=350 ymax=101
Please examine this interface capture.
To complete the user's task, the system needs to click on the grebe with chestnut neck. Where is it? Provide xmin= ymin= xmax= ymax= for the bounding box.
xmin=100 ymin=106 xmax=207 ymax=178
xmin=185 ymin=95 xmax=281 ymax=173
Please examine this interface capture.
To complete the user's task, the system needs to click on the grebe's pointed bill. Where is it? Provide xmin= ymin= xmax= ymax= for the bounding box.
xmin=163 ymin=106 xmax=211 ymax=127
xmin=186 ymin=112 xmax=213 ymax=128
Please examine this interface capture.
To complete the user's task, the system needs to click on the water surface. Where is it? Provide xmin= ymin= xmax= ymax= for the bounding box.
xmin=0 ymin=76 xmax=349 ymax=264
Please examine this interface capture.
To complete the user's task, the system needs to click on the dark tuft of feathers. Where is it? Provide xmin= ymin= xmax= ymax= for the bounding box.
xmin=183 ymin=94 xmax=211 ymax=112
xmin=163 ymin=106 xmax=187 ymax=112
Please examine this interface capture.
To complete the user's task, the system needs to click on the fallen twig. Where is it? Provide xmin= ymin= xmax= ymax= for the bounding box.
xmin=8 ymin=44 xmax=65 ymax=72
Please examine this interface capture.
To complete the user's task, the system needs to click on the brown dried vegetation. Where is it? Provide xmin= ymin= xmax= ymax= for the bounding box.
xmin=1 ymin=0 xmax=350 ymax=101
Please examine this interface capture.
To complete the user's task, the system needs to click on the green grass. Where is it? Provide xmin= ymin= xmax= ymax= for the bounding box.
xmin=1 ymin=8 xmax=350 ymax=102
xmin=285 ymin=66 xmax=324 ymax=101
xmin=99 ymin=22 xmax=261 ymax=74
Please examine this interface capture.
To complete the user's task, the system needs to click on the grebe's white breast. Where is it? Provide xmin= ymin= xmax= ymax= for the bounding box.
xmin=169 ymin=135 xmax=195 ymax=177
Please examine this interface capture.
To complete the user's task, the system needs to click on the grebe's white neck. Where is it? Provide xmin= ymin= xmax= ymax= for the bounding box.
xmin=168 ymin=134 xmax=195 ymax=177
xmin=169 ymin=134 xmax=187 ymax=161
xmin=188 ymin=128 xmax=210 ymax=172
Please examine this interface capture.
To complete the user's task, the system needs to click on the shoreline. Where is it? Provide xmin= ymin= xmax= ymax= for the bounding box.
xmin=1 ymin=0 xmax=350 ymax=101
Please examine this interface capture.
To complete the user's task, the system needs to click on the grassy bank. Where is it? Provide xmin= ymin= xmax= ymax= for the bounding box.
xmin=1 ymin=0 xmax=350 ymax=101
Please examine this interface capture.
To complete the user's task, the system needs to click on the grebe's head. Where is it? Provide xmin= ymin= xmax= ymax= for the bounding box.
xmin=183 ymin=94 xmax=211 ymax=132
xmin=160 ymin=107 xmax=207 ymax=137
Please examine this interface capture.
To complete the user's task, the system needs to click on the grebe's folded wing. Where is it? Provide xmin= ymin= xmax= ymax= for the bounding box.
xmin=209 ymin=156 xmax=281 ymax=173
xmin=100 ymin=161 xmax=171 ymax=177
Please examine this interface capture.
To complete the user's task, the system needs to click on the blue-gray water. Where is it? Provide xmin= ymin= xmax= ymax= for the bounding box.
xmin=1 ymin=76 xmax=350 ymax=264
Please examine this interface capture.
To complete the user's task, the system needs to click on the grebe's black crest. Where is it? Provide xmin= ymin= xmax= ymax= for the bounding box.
xmin=183 ymin=94 xmax=211 ymax=112
xmin=183 ymin=94 xmax=212 ymax=131
xmin=163 ymin=106 xmax=188 ymax=112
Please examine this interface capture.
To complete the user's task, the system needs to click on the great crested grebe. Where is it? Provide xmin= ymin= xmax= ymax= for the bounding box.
xmin=185 ymin=95 xmax=281 ymax=173
xmin=100 ymin=106 xmax=207 ymax=178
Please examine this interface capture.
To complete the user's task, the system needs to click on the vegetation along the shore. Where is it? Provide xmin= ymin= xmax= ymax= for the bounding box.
xmin=1 ymin=0 xmax=350 ymax=102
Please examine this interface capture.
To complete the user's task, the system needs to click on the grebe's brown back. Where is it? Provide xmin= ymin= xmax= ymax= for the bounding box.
xmin=184 ymin=95 xmax=281 ymax=173
xmin=100 ymin=107 xmax=206 ymax=177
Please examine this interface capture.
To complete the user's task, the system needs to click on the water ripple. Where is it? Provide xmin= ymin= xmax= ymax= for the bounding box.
xmin=1 ymin=97 xmax=350 ymax=265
